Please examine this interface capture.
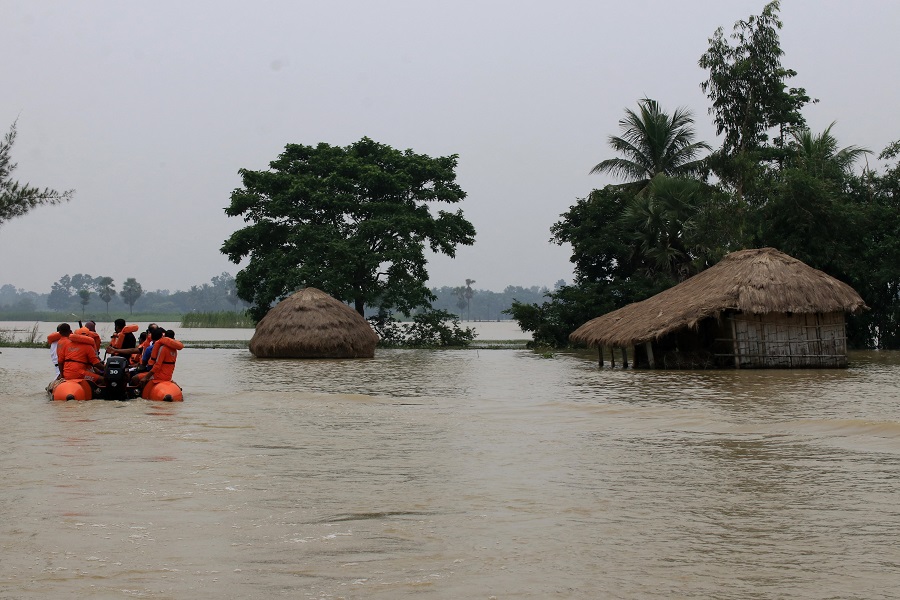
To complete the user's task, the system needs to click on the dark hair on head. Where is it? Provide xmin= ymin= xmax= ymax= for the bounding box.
xmin=58 ymin=323 xmax=71 ymax=334
xmin=138 ymin=332 xmax=147 ymax=342
xmin=165 ymin=330 xmax=175 ymax=338
xmin=150 ymin=328 xmax=164 ymax=341
xmin=114 ymin=318 xmax=126 ymax=328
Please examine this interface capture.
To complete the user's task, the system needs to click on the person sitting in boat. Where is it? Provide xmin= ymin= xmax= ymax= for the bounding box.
xmin=47 ymin=322 xmax=73 ymax=378
xmin=84 ymin=320 xmax=102 ymax=352
xmin=131 ymin=326 xmax=163 ymax=381
xmin=61 ymin=326 xmax=105 ymax=388
xmin=135 ymin=323 xmax=161 ymax=369
xmin=131 ymin=328 xmax=183 ymax=392
xmin=106 ymin=318 xmax=140 ymax=360
xmin=130 ymin=331 xmax=148 ymax=367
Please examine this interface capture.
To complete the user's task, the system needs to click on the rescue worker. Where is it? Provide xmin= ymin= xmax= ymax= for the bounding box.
xmin=47 ymin=322 xmax=72 ymax=377
xmin=45 ymin=323 xmax=73 ymax=393
xmin=84 ymin=320 xmax=102 ymax=352
xmin=131 ymin=328 xmax=183 ymax=391
xmin=61 ymin=326 xmax=105 ymax=388
xmin=107 ymin=318 xmax=140 ymax=359
xmin=153 ymin=329 xmax=182 ymax=382
xmin=137 ymin=324 xmax=159 ymax=367
xmin=130 ymin=331 xmax=148 ymax=367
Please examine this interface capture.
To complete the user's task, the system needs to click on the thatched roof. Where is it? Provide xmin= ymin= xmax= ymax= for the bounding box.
xmin=570 ymin=248 xmax=868 ymax=348
xmin=249 ymin=287 xmax=378 ymax=358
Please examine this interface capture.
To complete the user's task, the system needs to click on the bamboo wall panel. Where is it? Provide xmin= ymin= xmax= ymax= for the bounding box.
xmin=728 ymin=312 xmax=847 ymax=368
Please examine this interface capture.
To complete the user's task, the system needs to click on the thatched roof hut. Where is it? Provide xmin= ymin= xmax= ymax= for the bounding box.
xmin=570 ymin=248 xmax=867 ymax=368
xmin=249 ymin=288 xmax=378 ymax=358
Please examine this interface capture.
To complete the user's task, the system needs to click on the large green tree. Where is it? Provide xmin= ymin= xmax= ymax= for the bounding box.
xmin=699 ymin=1 xmax=812 ymax=155
xmin=0 ymin=121 xmax=73 ymax=228
xmin=222 ymin=137 xmax=476 ymax=321
xmin=699 ymin=0 xmax=815 ymax=199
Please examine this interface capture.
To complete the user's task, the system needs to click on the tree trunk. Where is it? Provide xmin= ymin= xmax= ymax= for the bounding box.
xmin=355 ymin=297 xmax=365 ymax=317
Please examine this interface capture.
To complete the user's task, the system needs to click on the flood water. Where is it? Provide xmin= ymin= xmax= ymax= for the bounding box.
xmin=2 ymin=325 xmax=900 ymax=598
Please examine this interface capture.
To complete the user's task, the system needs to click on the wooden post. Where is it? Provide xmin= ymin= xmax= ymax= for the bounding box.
xmin=815 ymin=313 xmax=824 ymax=358
xmin=621 ymin=347 xmax=628 ymax=368
xmin=598 ymin=347 xmax=604 ymax=367
xmin=730 ymin=315 xmax=741 ymax=369
xmin=645 ymin=341 xmax=655 ymax=369
xmin=610 ymin=347 xmax=615 ymax=368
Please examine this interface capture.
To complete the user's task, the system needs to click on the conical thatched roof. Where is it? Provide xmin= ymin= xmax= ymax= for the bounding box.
xmin=249 ymin=288 xmax=378 ymax=358
xmin=570 ymin=248 xmax=868 ymax=348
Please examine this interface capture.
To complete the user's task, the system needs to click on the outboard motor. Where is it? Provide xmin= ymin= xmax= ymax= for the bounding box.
xmin=100 ymin=355 xmax=132 ymax=400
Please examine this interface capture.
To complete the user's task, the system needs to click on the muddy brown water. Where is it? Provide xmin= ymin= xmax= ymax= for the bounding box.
xmin=1 ymin=330 xmax=899 ymax=598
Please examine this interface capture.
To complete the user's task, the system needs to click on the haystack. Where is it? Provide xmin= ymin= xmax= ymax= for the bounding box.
xmin=570 ymin=248 xmax=868 ymax=368
xmin=249 ymin=288 xmax=378 ymax=358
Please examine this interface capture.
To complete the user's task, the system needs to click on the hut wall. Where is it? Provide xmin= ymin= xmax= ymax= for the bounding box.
xmin=724 ymin=311 xmax=847 ymax=368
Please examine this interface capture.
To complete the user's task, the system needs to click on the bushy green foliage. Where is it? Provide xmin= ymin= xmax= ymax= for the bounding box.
xmin=504 ymin=281 xmax=666 ymax=348
xmin=368 ymin=308 xmax=476 ymax=348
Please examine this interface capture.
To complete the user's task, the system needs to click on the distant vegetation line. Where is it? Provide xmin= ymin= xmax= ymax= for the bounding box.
xmin=0 ymin=284 xmax=559 ymax=325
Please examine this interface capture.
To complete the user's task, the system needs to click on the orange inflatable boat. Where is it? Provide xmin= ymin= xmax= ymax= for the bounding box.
xmin=47 ymin=355 xmax=184 ymax=402
xmin=141 ymin=380 xmax=184 ymax=402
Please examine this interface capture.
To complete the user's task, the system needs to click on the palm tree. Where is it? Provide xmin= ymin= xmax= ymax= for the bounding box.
xmin=591 ymin=99 xmax=711 ymax=189
xmin=789 ymin=122 xmax=870 ymax=178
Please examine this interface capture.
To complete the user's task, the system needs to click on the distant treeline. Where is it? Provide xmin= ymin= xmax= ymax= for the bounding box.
xmin=0 ymin=272 xmax=248 ymax=318
xmin=0 ymin=277 xmax=560 ymax=322
xmin=425 ymin=284 xmax=558 ymax=321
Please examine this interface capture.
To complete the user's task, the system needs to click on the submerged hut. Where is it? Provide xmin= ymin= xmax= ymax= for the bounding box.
xmin=570 ymin=248 xmax=867 ymax=369
xmin=249 ymin=287 xmax=378 ymax=358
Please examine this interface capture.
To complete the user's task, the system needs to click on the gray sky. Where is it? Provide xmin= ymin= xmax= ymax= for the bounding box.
xmin=2 ymin=0 xmax=897 ymax=294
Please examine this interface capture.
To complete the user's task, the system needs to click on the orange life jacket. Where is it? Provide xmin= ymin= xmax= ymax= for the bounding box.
xmin=150 ymin=338 xmax=182 ymax=382
xmin=47 ymin=331 xmax=62 ymax=344
xmin=148 ymin=336 xmax=183 ymax=370
xmin=63 ymin=332 xmax=103 ymax=380
xmin=86 ymin=330 xmax=102 ymax=351
xmin=109 ymin=324 xmax=140 ymax=350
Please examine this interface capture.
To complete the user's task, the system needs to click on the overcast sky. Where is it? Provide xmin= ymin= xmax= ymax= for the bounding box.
xmin=2 ymin=1 xmax=898 ymax=294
